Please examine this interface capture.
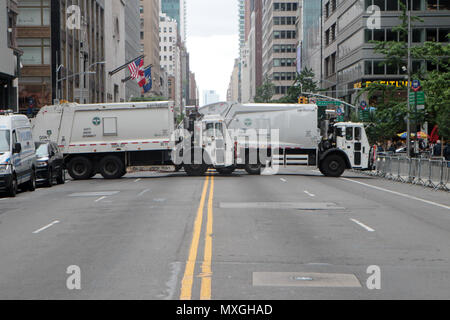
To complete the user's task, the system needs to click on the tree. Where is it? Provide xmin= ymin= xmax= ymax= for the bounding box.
xmin=254 ymin=77 xmax=275 ymax=103
xmin=358 ymin=1 xmax=450 ymax=144
xmin=276 ymin=68 xmax=319 ymax=103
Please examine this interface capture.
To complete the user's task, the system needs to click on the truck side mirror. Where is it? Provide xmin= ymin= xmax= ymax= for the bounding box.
xmin=13 ymin=143 xmax=22 ymax=154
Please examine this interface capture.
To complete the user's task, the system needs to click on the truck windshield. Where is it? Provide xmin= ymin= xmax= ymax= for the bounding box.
xmin=0 ymin=130 xmax=10 ymax=152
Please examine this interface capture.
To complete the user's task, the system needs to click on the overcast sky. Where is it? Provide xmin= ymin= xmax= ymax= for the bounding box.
xmin=186 ymin=0 xmax=239 ymax=105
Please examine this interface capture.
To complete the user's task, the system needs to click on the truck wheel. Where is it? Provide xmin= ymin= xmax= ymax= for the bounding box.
xmin=174 ymin=164 xmax=183 ymax=172
xmin=99 ymin=156 xmax=124 ymax=179
xmin=245 ymin=164 xmax=261 ymax=175
xmin=184 ymin=164 xmax=208 ymax=176
xmin=320 ymin=155 xmax=346 ymax=177
xmin=217 ymin=167 xmax=235 ymax=175
xmin=68 ymin=156 xmax=93 ymax=180
xmin=7 ymin=175 xmax=18 ymax=197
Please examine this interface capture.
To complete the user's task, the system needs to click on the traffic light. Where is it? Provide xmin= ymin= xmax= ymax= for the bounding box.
xmin=298 ymin=96 xmax=309 ymax=104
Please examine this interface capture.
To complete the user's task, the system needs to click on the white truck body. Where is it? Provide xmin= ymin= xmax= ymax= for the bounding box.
xmin=33 ymin=102 xmax=175 ymax=154
xmin=191 ymin=101 xmax=371 ymax=176
xmin=32 ymin=102 xmax=177 ymax=180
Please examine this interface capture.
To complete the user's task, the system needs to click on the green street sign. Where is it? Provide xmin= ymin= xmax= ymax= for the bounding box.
xmin=316 ymin=101 xmax=342 ymax=107
xmin=409 ymin=92 xmax=425 ymax=105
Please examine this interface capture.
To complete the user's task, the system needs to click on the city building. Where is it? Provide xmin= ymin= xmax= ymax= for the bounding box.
xmin=227 ymin=58 xmax=240 ymax=102
xmin=239 ymin=0 xmax=246 ymax=55
xmin=262 ymin=0 xmax=299 ymax=100
xmin=240 ymin=42 xmax=251 ymax=103
xmin=159 ymin=12 xmax=181 ymax=108
xmin=17 ymin=0 xmax=106 ymax=111
xmin=160 ymin=0 xmax=186 ymax=42
xmin=203 ymin=89 xmax=220 ymax=106
xmin=313 ymin=0 xmax=450 ymax=104
xmin=104 ymin=0 xmax=125 ymax=103
xmin=0 ymin=0 xmax=20 ymax=111
xmin=159 ymin=13 xmax=178 ymax=79
xmin=300 ymin=0 xmax=322 ymax=83
xmin=124 ymin=0 xmax=142 ymax=101
xmin=188 ymin=71 xmax=199 ymax=106
xmin=140 ymin=0 xmax=161 ymax=95
xmin=247 ymin=0 xmax=263 ymax=101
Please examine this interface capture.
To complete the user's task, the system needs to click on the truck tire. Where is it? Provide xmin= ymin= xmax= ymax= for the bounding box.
xmin=320 ymin=155 xmax=346 ymax=177
xmin=99 ymin=156 xmax=125 ymax=179
xmin=184 ymin=164 xmax=208 ymax=176
xmin=217 ymin=167 xmax=235 ymax=175
xmin=7 ymin=174 xmax=18 ymax=197
xmin=245 ymin=164 xmax=261 ymax=175
xmin=68 ymin=156 xmax=93 ymax=180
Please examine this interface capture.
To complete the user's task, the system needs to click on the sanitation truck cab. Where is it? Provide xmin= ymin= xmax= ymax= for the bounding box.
xmin=333 ymin=122 xmax=370 ymax=170
xmin=200 ymin=115 xmax=234 ymax=168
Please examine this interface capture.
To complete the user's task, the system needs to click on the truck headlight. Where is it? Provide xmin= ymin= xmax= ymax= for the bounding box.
xmin=36 ymin=161 xmax=49 ymax=168
xmin=0 ymin=164 xmax=11 ymax=174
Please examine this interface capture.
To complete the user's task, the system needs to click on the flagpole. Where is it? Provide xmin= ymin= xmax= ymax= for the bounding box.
xmin=121 ymin=64 xmax=153 ymax=83
xmin=109 ymin=55 xmax=145 ymax=76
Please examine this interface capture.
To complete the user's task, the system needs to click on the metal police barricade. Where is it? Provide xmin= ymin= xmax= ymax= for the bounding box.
xmin=389 ymin=157 xmax=401 ymax=181
xmin=385 ymin=156 xmax=394 ymax=180
xmin=410 ymin=158 xmax=424 ymax=185
xmin=443 ymin=161 xmax=450 ymax=191
xmin=398 ymin=157 xmax=410 ymax=183
xmin=375 ymin=156 xmax=386 ymax=177
xmin=428 ymin=159 xmax=443 ymax=189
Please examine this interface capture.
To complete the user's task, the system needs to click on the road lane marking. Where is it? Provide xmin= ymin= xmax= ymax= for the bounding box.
xmin=280 ymin=178 xmax=287 ymax=183
xmin=304 ymin=190 xmax=315 ymax=197
xmin=95 ymin=196 xmax=107 ymax=202
xmin=350 ymin=218 xmax=375 ymax=232
xmin=342 ymin=178 xmax=450 ymax=210
xmin=180 ymin=176 xmax=210 ymax=300
xmin=33 ymin=220 xmax=60 ymax=234
xmin=200 ymin=175 xmax=214 ymax=300
xmin=137 ymin=189 xmax=150 ymax=197
xmin=134 ymin=178 xmax=142 ymax=183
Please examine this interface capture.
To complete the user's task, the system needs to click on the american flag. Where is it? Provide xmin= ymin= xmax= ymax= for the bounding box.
xmin=128 ymin=58 xmax=144 ymax=80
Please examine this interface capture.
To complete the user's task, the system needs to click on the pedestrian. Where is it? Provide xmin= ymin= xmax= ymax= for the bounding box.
xmin=433 ymin=140 xmax=442 ymax=158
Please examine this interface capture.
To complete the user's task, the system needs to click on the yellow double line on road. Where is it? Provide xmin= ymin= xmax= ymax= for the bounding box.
xmin=180 ymin=174 xmax=215 ymax=300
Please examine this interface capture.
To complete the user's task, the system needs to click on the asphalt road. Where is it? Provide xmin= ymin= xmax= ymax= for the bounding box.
xmin=0 ymin=168 xmax=449 ymax=300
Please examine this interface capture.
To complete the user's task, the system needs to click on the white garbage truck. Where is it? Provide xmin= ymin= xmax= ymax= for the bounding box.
xmin=177 ymin=101 xmax=373 ymax=177
xmin=32 ymin=101 xmax=177 ymax=180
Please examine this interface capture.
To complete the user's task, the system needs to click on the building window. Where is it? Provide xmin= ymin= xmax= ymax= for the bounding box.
xmin=17 ymin=0 xmax=50 ymax=27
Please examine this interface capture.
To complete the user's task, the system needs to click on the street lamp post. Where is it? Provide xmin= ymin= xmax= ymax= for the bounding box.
xmin=406 ymin=1 xmax=412 ymax=158
xmin=56 ymin=61 xmax=105 ymax=104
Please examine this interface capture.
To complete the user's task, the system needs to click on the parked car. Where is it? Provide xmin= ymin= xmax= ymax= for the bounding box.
xmin=35 ymin=142 xmax=65 ymax=187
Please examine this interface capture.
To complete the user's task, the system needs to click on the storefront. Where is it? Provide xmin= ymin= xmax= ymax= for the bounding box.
xmin=0 ymin=73 xmax=16 ymax=111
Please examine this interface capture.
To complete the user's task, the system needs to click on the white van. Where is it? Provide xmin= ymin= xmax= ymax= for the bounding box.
xmin=0 ymin=111 xmax=37 ymax=197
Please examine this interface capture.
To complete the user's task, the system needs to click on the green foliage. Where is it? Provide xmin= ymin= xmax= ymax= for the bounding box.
xmin=273 ymin=68 xmax=320 ymax=103
xmin=254 ymin=77 xmax=275 ymax=103
xmin=359 ymin=2 xmax=449 ymax=143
